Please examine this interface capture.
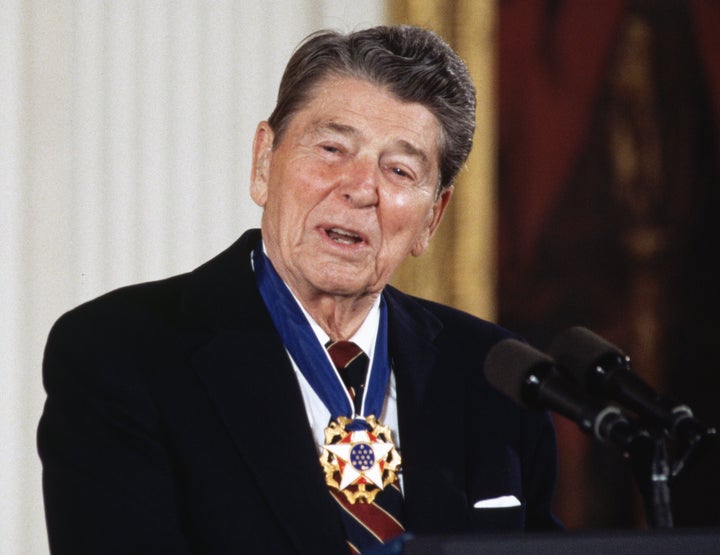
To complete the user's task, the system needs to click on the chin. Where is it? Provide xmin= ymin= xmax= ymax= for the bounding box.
xmin=305 ymin=265 xmax=384 ymax=299
xmin=308 ymin=275 xmax=373 ymax=298
xmin=315 ymin=282 xmax=366 ymax=297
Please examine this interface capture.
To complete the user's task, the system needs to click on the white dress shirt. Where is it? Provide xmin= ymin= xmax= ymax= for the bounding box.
xmin=287 ymin=292 xmax=400 ymax=453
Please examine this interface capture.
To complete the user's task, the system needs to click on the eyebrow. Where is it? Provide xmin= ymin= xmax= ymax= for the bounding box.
xmin=395 ymin=139 xmax=429 ymax=166
xmin=312 ymin=120 xmax=430 ymax=165
xmin=312 ymin=120 xmax=358 ymax=138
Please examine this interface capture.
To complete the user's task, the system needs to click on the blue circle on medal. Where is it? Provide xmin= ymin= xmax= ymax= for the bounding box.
xmin=350 ymin=442 xmax=375 ymax=471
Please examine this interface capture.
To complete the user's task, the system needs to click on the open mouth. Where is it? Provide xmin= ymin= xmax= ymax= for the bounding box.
xmin=326 ymin=227 xmax=363 ymax=245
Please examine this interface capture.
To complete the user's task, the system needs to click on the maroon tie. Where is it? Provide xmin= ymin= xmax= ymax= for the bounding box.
xmin=327 ymin=340 xmax=368 ymax=414
xmin=325 ymin=340 xmax=405 ymax=553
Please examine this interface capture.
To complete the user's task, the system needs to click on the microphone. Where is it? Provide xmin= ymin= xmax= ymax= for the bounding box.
xmin=485 ymin=338 xmax=639 ymax=447
xmin=548 ymin=326 xmax=713 ymax=446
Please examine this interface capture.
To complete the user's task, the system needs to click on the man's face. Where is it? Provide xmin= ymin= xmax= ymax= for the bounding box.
xmin=251 ymin=75 xmax=451 ymax=302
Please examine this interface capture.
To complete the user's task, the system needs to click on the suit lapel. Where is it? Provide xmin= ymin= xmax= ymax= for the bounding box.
xmin=184 ymin=231 xmax=346 ymax=553
xmin=385 ymin=287 xmax=440 ymax=415
xmin=385 ymin=288 xmax=470 ymax=532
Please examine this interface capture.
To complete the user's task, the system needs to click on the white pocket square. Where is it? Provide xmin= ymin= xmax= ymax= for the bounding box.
xmin=473 ymin=495 xmax=522 ymax=509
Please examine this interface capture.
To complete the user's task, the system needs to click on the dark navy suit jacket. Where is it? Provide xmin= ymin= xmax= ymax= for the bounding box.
xmin=38 ymin=229 xmax=560 ymax=554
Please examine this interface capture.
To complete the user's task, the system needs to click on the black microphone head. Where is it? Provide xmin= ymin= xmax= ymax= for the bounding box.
xmin=549 ymin=326 xmax=628 ymax=390
xmin=484 ymin=338 xmax=555 ymax=408
xmin=549 ymin=326 xmax=677 ymax=431
xmin=485 ymin=337 xmax=635 ymax=443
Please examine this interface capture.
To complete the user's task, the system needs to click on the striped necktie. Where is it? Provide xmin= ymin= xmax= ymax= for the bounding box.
xmin=325 ymin=340 xmax=405 ymax=554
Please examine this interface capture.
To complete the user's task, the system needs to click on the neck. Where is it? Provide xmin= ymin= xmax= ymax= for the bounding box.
xmin=290 ymin=286 xmax=379 ymax=341
xmin=259 ymin=238 xmax=380 ymax=340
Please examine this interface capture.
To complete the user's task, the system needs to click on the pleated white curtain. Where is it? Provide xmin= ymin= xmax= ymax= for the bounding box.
xmin=0 ymin=2 xmax=385 ymax=552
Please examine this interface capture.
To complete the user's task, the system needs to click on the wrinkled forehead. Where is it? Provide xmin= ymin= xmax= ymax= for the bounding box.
xmin=287 ymin=74 xmax=444 ymax=164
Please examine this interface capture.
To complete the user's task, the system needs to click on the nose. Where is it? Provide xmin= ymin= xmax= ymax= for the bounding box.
xmin=336 ymin=156 xmax=379 ymax=207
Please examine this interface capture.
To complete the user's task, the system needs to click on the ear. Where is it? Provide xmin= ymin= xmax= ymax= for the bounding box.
xmin=250 ymin=121 xmax=274 ymax=207
xmin=410 ymin=186 xmax=453 ymax=257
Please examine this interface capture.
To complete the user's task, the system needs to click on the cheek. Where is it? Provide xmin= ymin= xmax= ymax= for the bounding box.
xmin=381 ymin=190 xmax=434 ymax=235
xmin=265 ymin=177 xmax=323 ymax=235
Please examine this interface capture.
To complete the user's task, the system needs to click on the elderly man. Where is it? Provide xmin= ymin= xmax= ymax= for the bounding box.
xmin=38 ymin=25 xmax=559 ymax=554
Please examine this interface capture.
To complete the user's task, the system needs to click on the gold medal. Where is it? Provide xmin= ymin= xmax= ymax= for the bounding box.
xmin=319 ymin=415 xmax=401 ymax=504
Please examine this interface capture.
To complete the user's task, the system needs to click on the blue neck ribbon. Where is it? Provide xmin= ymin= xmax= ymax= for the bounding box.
xmin=253 ymin=242 xmax=391 ymax=426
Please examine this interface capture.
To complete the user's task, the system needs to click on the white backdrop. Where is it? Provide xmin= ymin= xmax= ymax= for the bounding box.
xmin=0 ymin=1 xmax=385 ymax=552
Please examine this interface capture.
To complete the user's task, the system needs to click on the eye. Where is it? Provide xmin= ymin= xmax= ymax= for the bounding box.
xmin=385 ymin=163 xmax=418 ymax=183
xmin=319 ymin=143 xmax=345 ymax=155
xmin=381 ymin=153 xmax=422 ymax=184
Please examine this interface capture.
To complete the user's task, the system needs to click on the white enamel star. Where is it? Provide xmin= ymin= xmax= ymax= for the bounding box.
xmin=324 ymin=430 xmax=394 ymax=490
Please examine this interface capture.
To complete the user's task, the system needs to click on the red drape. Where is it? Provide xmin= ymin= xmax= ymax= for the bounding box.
xmin=499 ymin=0 xmax=720 ymax=288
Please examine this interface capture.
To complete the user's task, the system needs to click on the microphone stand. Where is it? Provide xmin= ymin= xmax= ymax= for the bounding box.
xmin=670 ymin=421 xmax=717 ymax=478
xmin=648 ymin=437 xmax=673 ymax=529
xmin=624 ymin=424 xmax=716 ymax=529
xmin=619 ymin=428 xmax=674 ymax=529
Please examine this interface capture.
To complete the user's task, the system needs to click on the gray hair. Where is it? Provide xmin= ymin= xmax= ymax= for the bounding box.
xmin=267 ymin=25 xmax=476 ymax=191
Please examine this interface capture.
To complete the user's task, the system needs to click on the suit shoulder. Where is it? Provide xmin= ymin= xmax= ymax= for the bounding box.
xmin=47 ymin=230 xmax=260 ymax=352
xmin=384 ymin=284 xmax=518 ymax=344
xmin=45 ymin=274 xmax=198 ymax=377
xmin=52 ymin=273 xmax=189 ymax=335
